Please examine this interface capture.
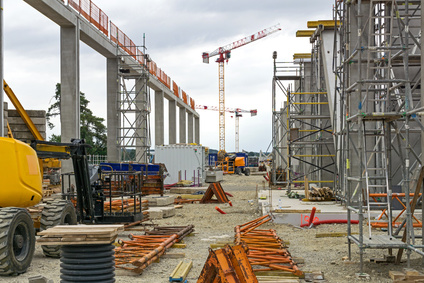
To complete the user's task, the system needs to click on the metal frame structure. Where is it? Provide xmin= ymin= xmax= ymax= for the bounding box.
xmin=333 ymin=0 xmax=423 ymax=273
xmin=116 ymin=40 xmax=151 ymax=164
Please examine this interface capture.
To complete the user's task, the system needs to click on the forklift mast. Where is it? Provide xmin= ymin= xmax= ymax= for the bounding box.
xmin=31 ymin=139 xmax=98 ymax=223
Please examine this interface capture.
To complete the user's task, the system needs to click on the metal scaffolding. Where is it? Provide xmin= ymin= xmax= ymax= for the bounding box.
xmin=117 ymin=42 xmax=151 ymax=164
xmin=334 ymin=0 xmax=423 ymax=273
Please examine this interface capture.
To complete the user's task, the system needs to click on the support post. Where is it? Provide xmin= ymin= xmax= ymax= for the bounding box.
xmin=60 ymin=23 xmax=80 ymax=172
xmin=179 ymin=106 xmax=186 ymax=143
xmin=187 ymin=112 xmax=193 ymax=143
xmin=155 ymin=90 xmax=164 ymax=145
xmin=194 ymin=116 xmax=200 ymax=144
xmin=107 ymin=58 xmax=119 ymax=162
xmin=169 ymin=99 xmax=177 ymax=144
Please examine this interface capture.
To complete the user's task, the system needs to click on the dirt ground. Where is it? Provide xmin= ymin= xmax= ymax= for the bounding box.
xmin=2 ymin=174 xmax=424 ymax=282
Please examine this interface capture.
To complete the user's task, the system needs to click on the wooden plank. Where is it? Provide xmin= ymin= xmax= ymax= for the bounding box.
xmin=304 ymin=176 xmax=310 ymax=200
xmin=37 ymin=240 xmax=115 ymax=245
xmin=171 ymin=243 xmax=186 ymax=249
xmin=169 ymin=260 xmax=192 ymax=282
xmin=389 ymin=270 xmax=406 ymax=281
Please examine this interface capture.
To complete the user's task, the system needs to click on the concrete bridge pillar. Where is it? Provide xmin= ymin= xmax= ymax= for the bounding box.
xmin=60 ymin=23 xmax=80 ymax=173
xmin=187 ymin=112 xmax=193 ymax=143
xmin=155 ymin=90 xmax=164 ymax=145
xmin=194 ymin=117 xmax=200 ymax=144
xmin=106 ymin=58 xmax=119 ymax=162
xmin=179 ymin=106 xmax=186 ymax=143
xmin=169 ymin=100 xmax=177 ymax=144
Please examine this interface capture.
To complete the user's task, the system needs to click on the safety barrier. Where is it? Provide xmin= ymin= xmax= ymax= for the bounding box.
xmin=65 ymin=0 xmax=195 ymax=109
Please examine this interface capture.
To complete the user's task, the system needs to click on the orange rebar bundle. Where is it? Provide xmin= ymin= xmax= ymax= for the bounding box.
xmin=104 ymin=199 xmax=148 ymax=212
xmin=235 ymin=214 xmax=303 ymax=277
xmin=115 ymin=225 xmax=194 ymax=273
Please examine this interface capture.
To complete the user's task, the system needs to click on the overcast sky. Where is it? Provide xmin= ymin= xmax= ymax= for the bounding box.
xmin=3 ymin=0 xmax=334 ymax=152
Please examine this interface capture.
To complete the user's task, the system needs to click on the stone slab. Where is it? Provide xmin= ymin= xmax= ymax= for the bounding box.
xmin=148 ymin=207 xmax=176 ymax=219
xmin=205 ymin=170 xmax=223 ymax=183
xmin=147 ymin=208 xmax=163 ymax=219
xmin=142 ymin=195 xmax=174 ymax=207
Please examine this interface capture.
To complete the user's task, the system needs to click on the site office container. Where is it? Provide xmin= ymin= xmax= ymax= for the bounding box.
xmin=155 ymin=145 xmax=206 ymax=185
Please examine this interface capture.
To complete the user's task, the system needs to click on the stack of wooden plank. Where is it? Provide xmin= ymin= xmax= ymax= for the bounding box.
xmin=390 ymin=268 xmax=424 ymax=282
xmin=304 ymin=177 xmax=334 ymax=201
xmin=307 ymin=187 xmax=333 ymax=201
xmin=37 ymin=225 xmax=124 ymax=245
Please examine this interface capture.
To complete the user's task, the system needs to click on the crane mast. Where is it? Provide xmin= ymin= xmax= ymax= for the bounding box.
xmin=202 ymin=24 xmax=280 ymax=156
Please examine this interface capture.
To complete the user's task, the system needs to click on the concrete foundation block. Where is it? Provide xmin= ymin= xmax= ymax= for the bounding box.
xmin=147 ymin=208 xmax=164 ymax=219
xmin=142 ymin=195 xmax=174 ymax=207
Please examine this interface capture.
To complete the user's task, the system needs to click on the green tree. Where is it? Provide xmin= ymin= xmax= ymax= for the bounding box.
xmin=46 ymin=83 xmax=107 ymax=155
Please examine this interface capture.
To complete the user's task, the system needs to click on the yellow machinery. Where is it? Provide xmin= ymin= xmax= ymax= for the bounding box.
xmin=217 ymin=154 xmax=250 ymax=176
xmin=3 ymin=80 xmax=61 ymax=182
xmin=0 ymin=137 xmax=42 ymax=208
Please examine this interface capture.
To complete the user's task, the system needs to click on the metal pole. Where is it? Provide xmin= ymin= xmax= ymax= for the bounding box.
xmin=0 ymin=0 xmax=4 ymax=137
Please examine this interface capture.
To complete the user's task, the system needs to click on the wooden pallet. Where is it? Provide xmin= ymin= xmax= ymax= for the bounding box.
xmin=37 ymin=224 xmax=124 ymax=245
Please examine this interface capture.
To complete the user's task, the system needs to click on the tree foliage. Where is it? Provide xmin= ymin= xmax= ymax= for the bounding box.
xmin=46 ymin=83 xmax=107 ymax=155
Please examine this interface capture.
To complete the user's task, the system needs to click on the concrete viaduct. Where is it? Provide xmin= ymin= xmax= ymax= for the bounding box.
xmin=22 ymin=0 xmax=200 ymax=162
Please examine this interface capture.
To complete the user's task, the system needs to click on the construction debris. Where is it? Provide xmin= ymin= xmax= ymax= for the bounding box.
xmin=115 ymin=225 xmax=195 ymax=274
xmin=389 ymin=268 xmax=424 ymax=282
xmin=235 ymin=215 xmax=303 ymax=277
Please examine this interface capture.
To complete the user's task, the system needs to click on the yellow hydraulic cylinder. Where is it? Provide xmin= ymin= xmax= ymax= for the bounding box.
xmin=0 ymin=137 xmax=42 ymax=207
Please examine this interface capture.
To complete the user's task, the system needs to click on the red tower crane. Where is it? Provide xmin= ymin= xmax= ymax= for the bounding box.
xmin=196 ymin=105 xmax=257 ymax=152
xmin=202 ymin=24 xmax=281 ymax=155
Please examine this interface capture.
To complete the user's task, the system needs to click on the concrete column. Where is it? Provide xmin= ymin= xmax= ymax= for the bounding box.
xmin=168 ymin=99 xmax=177 ymax=144
xmin=60 ymin=23 xmax=80 ymax=173
xmin=187 ymin=112 xmax=193 ymax=143
xmin=194 ymin=116 xmax=200 ymax=144
xmin=107 ymin=58 xmax=119 ymax=162
xmin=179 ymin=106 xmax=186 ymax=143
xmin=155 ymin=90 xmax=164 ymax=145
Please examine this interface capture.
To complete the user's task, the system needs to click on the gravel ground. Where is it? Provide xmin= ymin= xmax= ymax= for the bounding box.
xmin=2 ymin=174 xmax=424 ymax=282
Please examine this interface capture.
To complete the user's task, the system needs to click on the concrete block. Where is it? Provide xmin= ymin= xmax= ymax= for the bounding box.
xmin=205 ymin=170 xmax=223 ymax=183
xmin=147 ymin=208 xmax=163 ymax=219
xmin=160 ymin=206 xmax=176 ymax=218
xmin=170 ymin=187 xmax=208 ymax=194
xmin=142 ymin=195 xmax=174 ymax=207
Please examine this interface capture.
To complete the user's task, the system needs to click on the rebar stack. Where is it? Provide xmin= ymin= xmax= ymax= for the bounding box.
xmin=234 ymin=215 xmax=302 ymax=277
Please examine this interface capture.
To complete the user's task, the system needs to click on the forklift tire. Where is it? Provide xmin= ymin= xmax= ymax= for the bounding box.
xmin=235 ymin=167 xmax=242 ymax=175
xmin=40 ymin=200 xmax=77 ymax=258
xmin=0 ymin=208 xmax=35 ymax=275
xmin=244 ymin=168 xmax=251 ymax=176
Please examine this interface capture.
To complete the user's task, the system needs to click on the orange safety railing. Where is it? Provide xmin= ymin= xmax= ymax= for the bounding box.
xmin=67 ymin=0 xmax=197 ymax=110
xmin=182 ymin=90 xmax=188 ymax=104
xmin=173 ymin=82 xmax=179 ymax=98
xmin=370 ymin=193 xmax=422 ymax=228
xmin=69 ymin=0 xmax=108 ymax=37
